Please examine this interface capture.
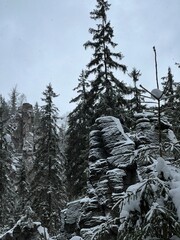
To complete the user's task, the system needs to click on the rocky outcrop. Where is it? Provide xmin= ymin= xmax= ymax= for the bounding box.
xmin=61 ymin=116 xmax=137 ymax=239
xmin=61 ymin=113 xmax=177 ymax=240
xmin=5 ymin=103 xmax=34 ymax=178
xmin=0 ymin=209 xmax=49 ymax=240
xmin=0 ymin=222 xmax=45 ymax=240
xmin=6 ymin=103 xmax=34 ymax=152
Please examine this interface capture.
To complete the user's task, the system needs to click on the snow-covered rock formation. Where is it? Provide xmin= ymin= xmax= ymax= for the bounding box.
xmin=5 ymin=103 xmax=34 ymax=177
xmin=0 ymin=206 xmax=51 ymax=240
xmin=6 ymin=103 xmax=34 ymax=152
xmin=61 ymin=113 xmax=180 ymax=240
xmin=0 ymin=218 xmax=49 ymax=240
xmin=61 ymin=116 xmax=137 ymax=239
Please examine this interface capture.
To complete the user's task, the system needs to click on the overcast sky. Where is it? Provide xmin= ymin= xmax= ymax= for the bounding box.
xmin=0 ymin=0 xmax=179 ymax=115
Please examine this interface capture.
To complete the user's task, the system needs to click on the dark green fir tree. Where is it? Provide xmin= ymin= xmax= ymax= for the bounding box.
xmin=129 ymin=68 xmax=146 ymax=113
xmin=127 ymin=68 xmax=146 ymax=128
xmin=33 ymin=102 xmax=42 ymax=130
xmin=162 ymin=67 xmax=175 ymax=109
xmin=29 ymin=84 xmax=66 ymax=234
xmin=0 ymin=95 xmax=10 ymax=120
xmin=0 ymin=97 xmax=15 ymax=231
xmin=65 ymin=70 xmax=91 ymax=200
xmin=84 ymin=0 xmax=129 ymax=121
xmin=161 ymin=67 xmax=180 ymax=138
xmin=9 ymin=86 xmax=19 ymax=115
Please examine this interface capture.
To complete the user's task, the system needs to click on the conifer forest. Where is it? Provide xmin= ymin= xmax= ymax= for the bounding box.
xmin=0 ymin=0 xmax=180 ymax=239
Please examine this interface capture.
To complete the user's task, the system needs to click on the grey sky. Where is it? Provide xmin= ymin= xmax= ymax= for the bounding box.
xmin=0 ymin=0 xmax=179 ymax=115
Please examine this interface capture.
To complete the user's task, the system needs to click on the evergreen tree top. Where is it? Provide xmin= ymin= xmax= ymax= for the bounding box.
xmin=70 ymin=70 xmax=90 ymax=104
xmin=41 ymin=83 xmax=59 ymax=103
xmin=90 ymin=0 xmax=110 ymax=22
xmin=41 ymin=83 xmax=59 ymax=119
xmin=129 ymin=68 xmax=142 ymax=84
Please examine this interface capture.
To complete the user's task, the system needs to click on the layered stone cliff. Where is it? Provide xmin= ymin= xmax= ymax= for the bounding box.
xmin=60 ymin=113 xmax=174 ymax=240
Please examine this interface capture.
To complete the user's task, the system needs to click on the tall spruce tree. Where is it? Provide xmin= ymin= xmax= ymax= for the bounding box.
xmin=33 ymin=102 xmax=42 ymax=128
xmin=29 ymin=84 xmax=66 ymax=234
xmin=65 ymin=70 xmax=90 ymax=200
xmin=127 ymin=68 xmax=146 ymax=128
xmin=33 ymin=102 xmax=42 ymax=149
xmin=162 ymin=67 xmax=175 ymax=109
xmin=9 ymin=86 xmax=19 ymax=115
xmin=129 ymin=68 xmax=145 ymax=113
xmin=161 ymin=67 xmax=180 ymax=138
xmin=0 ymin=97 xmax=15 ymax=230
xmin=84 ymin=0 xmax=129 ymax=121
xmin=173 ymin=84 xmax=180 ymax=139
xmin=0 ymin=95 xmax=10 ymax=120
